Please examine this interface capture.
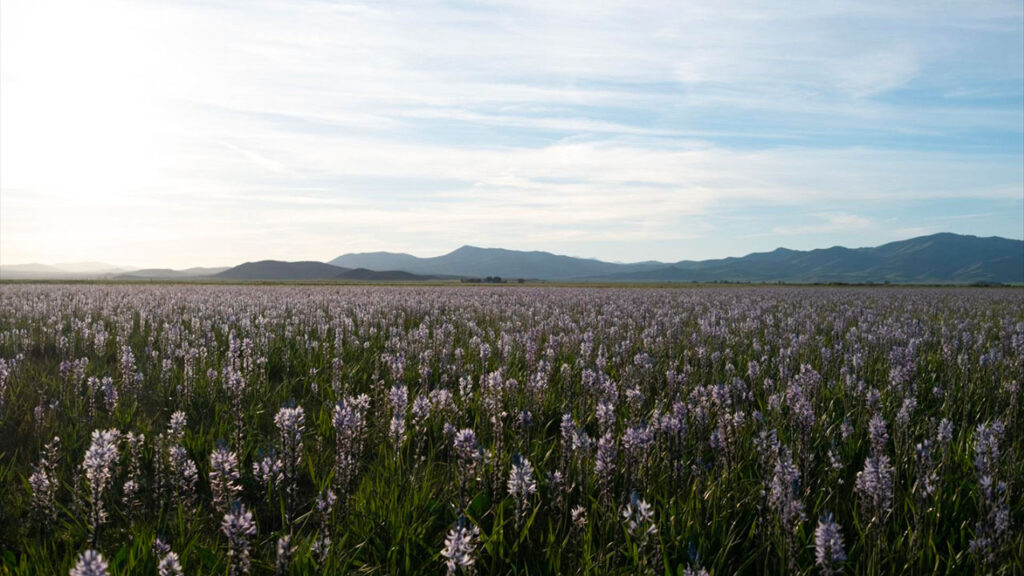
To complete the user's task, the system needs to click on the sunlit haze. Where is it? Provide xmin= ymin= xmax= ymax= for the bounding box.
xmin=2 ymin=0 xmax=1022 ymax=268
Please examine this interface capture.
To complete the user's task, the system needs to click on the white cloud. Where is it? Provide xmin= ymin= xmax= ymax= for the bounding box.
xmin=771 ymin=213 xmax=874 ymax=236
xmin=1 ymin=0 xmax=1021 ymax=267
xmin=834 ymin=50 xmax=919 ymax=98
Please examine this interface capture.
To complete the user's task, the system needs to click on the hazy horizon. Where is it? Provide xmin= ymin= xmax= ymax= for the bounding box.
xmin=2 ymin=0 xmax=1022 ymax=269
xmin=2 ymin=231 xmax=1021 ymax=275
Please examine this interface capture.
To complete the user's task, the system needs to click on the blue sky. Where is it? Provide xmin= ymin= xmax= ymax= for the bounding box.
xmin=1 ymin=0 xmax=1021 ymax=268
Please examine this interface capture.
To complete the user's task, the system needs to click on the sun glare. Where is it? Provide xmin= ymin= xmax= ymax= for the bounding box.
xmin=1 ymin=0 xmax=175 ymax=201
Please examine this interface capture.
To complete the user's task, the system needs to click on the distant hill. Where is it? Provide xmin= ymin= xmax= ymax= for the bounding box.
xmin=1 ymin=262 xmax=129 ymax=280
xmin=601 ymin=233 xmax=1023 ymax=284
xmin=335 ymin=268 xmax=433 ymax=281
xmin=330 ymin=233 xmax=1023 ymax=284
xmin=213 ymin=261 xmax=433 ymax=281
xmin=115 ymin=267 xmax=229 ymax=280
xmin=0 ymin=263 xmax=67 ymax=279
xmin=330 ymin=245 xmax=666 ymax=279
xmin=214 ymin=261 xmax=346 ymax=280
xmin=329 ymin=251 xmax=426 ymax=272
xmin=4 ymin=232 xmax=1020 ymax=284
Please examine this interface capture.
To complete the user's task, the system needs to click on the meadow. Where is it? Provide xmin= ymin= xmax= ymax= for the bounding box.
xmin=0 ymin=284 xmax=1020 ymax=575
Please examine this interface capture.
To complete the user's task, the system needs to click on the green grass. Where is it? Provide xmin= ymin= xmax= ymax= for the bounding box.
xmin=0 ymin=284 xmax=1021 ymax=575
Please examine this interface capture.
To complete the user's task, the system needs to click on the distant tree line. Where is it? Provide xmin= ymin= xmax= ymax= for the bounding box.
xmin=460 ymin=276 xmax=527 ymax=284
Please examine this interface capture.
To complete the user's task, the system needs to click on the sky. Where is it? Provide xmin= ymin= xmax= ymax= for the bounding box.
xmin=1 ymin=0 xmax=1022 ymax=268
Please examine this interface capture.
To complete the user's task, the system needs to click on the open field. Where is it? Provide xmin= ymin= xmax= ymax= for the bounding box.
xmin=0 ymin=284 xmax=1021 ymax=575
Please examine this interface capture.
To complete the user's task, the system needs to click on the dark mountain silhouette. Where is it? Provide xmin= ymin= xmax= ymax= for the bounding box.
xmin=330 ymin=245 xmax=665 ymax=279
xmin=334 ymin=268 xmax=433 ymax=281
xmin=329 ymin=251 xmax=425 ymax=272
xmin=601 ymin=233 xmax=1023 ymax=283
xmin=213 ymin=261 xmax=434 ymax=281
xmin=330 ymin=233 xmax=1023 ymax=283
xmin=4 ymin=233 xmax=1020 ymax=284
xmin=214 ymin=261 xmax=346 ymax=280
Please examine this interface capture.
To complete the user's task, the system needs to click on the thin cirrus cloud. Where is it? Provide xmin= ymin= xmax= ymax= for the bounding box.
xmin=0 ymin=0 xmax=1021 ymax=268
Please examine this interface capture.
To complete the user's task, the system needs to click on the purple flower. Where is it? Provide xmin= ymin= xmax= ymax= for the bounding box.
xmin=311 ymin=534 xmax=332 ymax=567
xmin=786 ymin=366 xmax=817 ymax=432
xmin=594 ymin=432 xmax=616 ymax=489
xmin=412 ymin=394 xmax=431 ymax=427
xmin=101 ymin=376 xmax=117 ymax=412
xmin=768 ymin=446 xmax=805 ymax=534
xmin=69 ymin=550 xmax=109 ymax=576
xmin=814 ymin=512 xmax=846 ymax=575
xmin=274 ymin=404 xmax=305 ymax=520
xmin=29 ymin=436 xmax=60 ymax=523
xmin=157 ymin=551 xmax=183 ymax=576
xmin=389 ymin=384 xmax=409 ymax=415
xmin=507 ymin=454 xmax=537 ymax=527
xmin=153 ymin=537 xmax=171 ymax=557
xmin=333 ymin=394 xmax=369 ymax=495
xmin=453 ymin=428 xmax=481 ymax=467
xmin=621 ymin=492 xmax=657 ymax=544
xmin=914 ymin=440 xmax=938 ymax=499
xmin=222 ymin=503 xmax=257 ymax=576
xmin=936 ymin=418 xmax=953 ymax=445
xmin=167 ymin=443 xmax=198 ymax=508
xmin=122 ymin=432 xmax=145 ymax=514
xmin=275 ymin=535 xmax=295 ymax=576
xmin=168 ymin=411 xmax=187 ymax=443
xmin=973 ymin=421 xmax=1004 ymax=476
xmin=81 ymin=428 xmax=120 ymax=540
xmin=119 ymin=345 xmax=137 ymax=393
xmin=970 ymin=421 xmax=1010 ymax=566
xmin=209 ymin=445 xmax=241 ymax=514
xmin=253 ymin=451 xmax=283 ymax=489
xmin=896 ymin=396 xmax=917 ymax=428
xmin=855 ymin=454 xmax=894 ymax=523
xmin=389 ymin=385 xmax=408 ymax=450
xmin=571 ymin=505 xmax=587 ymax=529
xmin=622 ymin=424 xmax=654 ymax=456
xmin=868 ymin=414 xmax=889 ymax=456
xmin=441 ymin=516 xmax=480 ymax=575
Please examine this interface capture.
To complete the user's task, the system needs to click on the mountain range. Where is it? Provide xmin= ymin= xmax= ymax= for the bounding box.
xmin=1 ymin=233 xmax=1021 ymax=284
xmin=329 ymin=233 xmax=1022 ymax=284
xmin=329 ymin=246 xmax=668 ymax=279
xmin=213 ymin=261 xmax=432 ymax=281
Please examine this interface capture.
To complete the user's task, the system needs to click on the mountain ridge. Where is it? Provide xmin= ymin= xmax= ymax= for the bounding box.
xmin=212 ymin=261 xmax=436 ymax=281
xmin=329 ymin=233 xmax=1023 ymax=283
xmin=3 ymin=233 xmax=1021 ymax=283
xmin=601 ymin=233 xmax=1022 ymax=283
xmin=214 ymin=261 xmax=345 ymax=281
xmin=329 ymin=244 xmax=667 ymax=279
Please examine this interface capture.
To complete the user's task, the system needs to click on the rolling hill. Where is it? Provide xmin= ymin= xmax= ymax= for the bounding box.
xmin=1 ymin=262 xmax=130 ymax=279
xmin=214 ymin=261 xmax=346 ymax=280
xmin=330 ymin=245 xmax=666 ymax=279
xmin=334 ymin=268 xmax=432 ymax=281
xmin=213 ymin=261 xmax=434 ymax=281
xmin=115 ymin=267 xmax=229 ymax=280
xmin=4 ymin=233 xmax=1020 ymax=284
xmin=330 ymin=233 xmax=1023 ymax=284
xmin=600 ymin=233 xmax=1023 ymax=283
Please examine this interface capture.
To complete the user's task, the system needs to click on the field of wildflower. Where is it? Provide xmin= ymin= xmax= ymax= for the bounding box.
xmin=0 ymin=284 xmax=1020 ymax=575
